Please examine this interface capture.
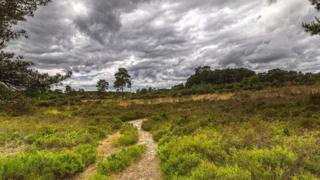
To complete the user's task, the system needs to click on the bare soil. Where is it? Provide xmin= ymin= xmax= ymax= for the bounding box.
xmin=73 ymin=132 xmax=121 ymax=180
xmin=111 ymin=119 xmax=163 ymax=180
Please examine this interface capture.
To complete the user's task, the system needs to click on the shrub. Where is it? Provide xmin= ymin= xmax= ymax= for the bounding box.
xmin=24 ymin=127 xmax=103 ymax=149
xmin=158 ymin=131 xmax=230 ymax=178
xmin=309 ymin=92 xmax=320 ymax=105
xmin=141 ymin=115 xmax=166 ymax=132
xmin=235 ymin=147 xmax=298 ymax=179
xmin=89 ymin=173 xmax=109 ymax=180
xmin=191 ymin=162 xmax=251 ymax=180
xmin=0 ymin=146 xmax=96 ymax=179
xmin=119 ymin=112 xmax=145 ymax=122
xmin=293 ymin=172 xmax=318 ymax=180
xmin=3 ymin=98 xmax=34 ymax=116
xmin=97 ymin=145 xmax=145 ymax=175
xmin=304 ymin=156 xmax=320 ymax=174
xmin=113 ymin=124 xmax=139 ymax=147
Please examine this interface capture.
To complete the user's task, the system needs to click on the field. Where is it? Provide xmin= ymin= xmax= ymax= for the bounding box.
xmin=1 ymin=85 xmax=320 ymax=179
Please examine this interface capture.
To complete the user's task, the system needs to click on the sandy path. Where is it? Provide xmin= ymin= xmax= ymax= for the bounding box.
xmin=74 ymin=132 xmax=121 ymax=180
xmin=112 ymin=119 xmax=163 ymax=180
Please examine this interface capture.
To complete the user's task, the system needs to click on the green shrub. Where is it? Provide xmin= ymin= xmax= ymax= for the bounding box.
xmin=0 ymin=145 xmax=96 ymax=179
xmin=89 ymin=173 xmax=109 ymax=180
xmin=97 ymin=145 xmax=145 ymax=175
xmin=24 ymin=127 xmax=103 ymax=149
xmin=74 ymin=145 xmax=97 ymax=167
xmin=158 ymin=131 xmax=230 ymax=178
xmin=191 ymin=162 xmax=251 ymax=180
xmin=304 ymin=156 xmax=320 ymax=174
xmin=119 ymin=112 xmax=145 ymax=122
xmin=4 ymin=98 xmax=34 ymax=116
xmin=293 ymin=172 xmax=318 ymax=180
xmin=161 ymin=153 xmax=202 ymax=178
xmin=309 ymin=92 xmax=320 ymax=105
xmin=113 ymin=124 xmax=139 ymax=147
xmin=235 ymin=147 xmax=298 ymax=179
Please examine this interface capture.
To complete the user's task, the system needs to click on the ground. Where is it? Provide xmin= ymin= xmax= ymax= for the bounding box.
xmin=112 ymin=119 xmax=163 ymax=180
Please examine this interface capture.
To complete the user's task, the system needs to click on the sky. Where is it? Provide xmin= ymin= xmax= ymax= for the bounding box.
xmin=5 ymin=0 xmax=320 ymax=90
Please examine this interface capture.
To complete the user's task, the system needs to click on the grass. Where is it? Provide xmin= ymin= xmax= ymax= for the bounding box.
xmin=97 ymin=145 xmax=145 ymax=175
xmin=142 ymin=90 xmax=320 ymax=179
xmin=113 ymin=123 xmax=139 ymax=147
xmin=1 ymin=85 xmax=320 ymax=179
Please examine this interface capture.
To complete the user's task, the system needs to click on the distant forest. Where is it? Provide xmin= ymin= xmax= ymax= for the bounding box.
xmin=172 ymin=67 xmax=320 ymax=90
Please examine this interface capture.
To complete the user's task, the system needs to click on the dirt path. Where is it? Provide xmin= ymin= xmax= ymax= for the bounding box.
xmin=112 ymin=119 xmax=163 ymax=180
xmin=74 ymin=132 xmax=121 ymax=180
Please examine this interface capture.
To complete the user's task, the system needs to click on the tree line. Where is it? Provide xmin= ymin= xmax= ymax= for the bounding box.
xmin=184 ymin=67 xmax=319 ymax=88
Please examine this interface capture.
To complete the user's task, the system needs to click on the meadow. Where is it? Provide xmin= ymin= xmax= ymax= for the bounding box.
xmin=0 ymin=85 xmax=320 ymax=179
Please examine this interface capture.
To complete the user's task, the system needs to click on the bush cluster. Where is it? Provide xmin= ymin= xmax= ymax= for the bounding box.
xmin=113 ymin=124 xmax=139 ymax=147
xmin=0 ymin=145 xmax=96 ymax=179
xmin=24 ymin=127 xmax=105 ymax=149
xmin=97 ymin=145 xmax=145 ymax=175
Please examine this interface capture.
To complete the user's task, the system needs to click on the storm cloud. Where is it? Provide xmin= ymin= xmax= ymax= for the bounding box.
xmin=5 ymin=0 xmax=320 ymax=90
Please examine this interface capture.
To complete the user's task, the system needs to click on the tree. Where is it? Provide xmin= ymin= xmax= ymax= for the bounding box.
xmin=96 ymin=79 xmax=109 ymax=94
xmin=65 ymin=85 xmax=74 ymax=94
xmin=114 ymin=68 xmax=132 ymax=97
xmin=186 ymin=67 xmax=256 ymax=87
xmin=303 ymin=0 xmax=320 ymax=35
xmin=0 ymin=0 xmax=71 ymax=93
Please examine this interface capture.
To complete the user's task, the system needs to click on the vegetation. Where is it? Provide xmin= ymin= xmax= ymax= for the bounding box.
xmin=114 ymin=68 xmax=132 ymax=98
xmin=0 ymin=0 xmax=71 ymax=93
xmin=114 ymin=124 xmax=139 ymax=147
xmin=96 ymin=79 xmax=109 ymax=95
xmin=141 ymin=88 xmax=320 ymax=179
xmin=303 ymin=0 xmax=320 ymax=35
xmin=1 ymin=1 xmax=320 ymax=179
xmin=133 ymin=68 xmax=320 ymax=99
xmin=97 ymin=145 xmax=145 ymax=176
xmin=0 ymin=145 xmax=96 ymax=179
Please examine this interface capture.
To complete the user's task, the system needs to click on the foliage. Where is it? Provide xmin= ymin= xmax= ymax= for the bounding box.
xmin=24 ymin=127 xmax=105 ymax=149
xmin=114 ymin=124 xmax=139 ymax=147
xmin=303 ymin=0 xmax=320 ymax=35
xmin=114 ymin=68 xmax=132 ymax=93
xmin=141 ymin=89 xmax=320 ymax=179
xmin=97 ymin=145 xmax=145 ymax=175
xmin=0 ymin=145 xmax=96 ymax=179
xmin=0 ymin=0 xmax=71 ymax=92
xmin=186 ymin=67 xmax=318 ymax=89
xmin=186 ymin=67 xmax=255 ymax=87
xmin=96 ymin=79 xmax=109 ymax=94
xmin=119 ymin=111 xmax=146 ymax=122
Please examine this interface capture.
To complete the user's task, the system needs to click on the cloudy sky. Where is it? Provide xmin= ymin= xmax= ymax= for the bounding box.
xmin=6 ymin=0 xmax=320 ymax=90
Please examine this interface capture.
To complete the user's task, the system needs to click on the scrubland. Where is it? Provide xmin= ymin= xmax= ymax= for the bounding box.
xmin=1 ymin=85 xmax=320 ymax=179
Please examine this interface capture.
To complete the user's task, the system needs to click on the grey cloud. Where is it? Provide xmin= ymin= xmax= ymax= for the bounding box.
xmin=5 ymin=0 xmax=320 ymax=90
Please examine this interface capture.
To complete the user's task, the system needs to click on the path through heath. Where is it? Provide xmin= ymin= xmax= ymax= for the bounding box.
xmin=112 ymin=119 xmax=163 ymax=180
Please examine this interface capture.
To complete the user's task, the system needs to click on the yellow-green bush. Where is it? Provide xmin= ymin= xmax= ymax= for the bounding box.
xmin=190 ymin=162 xmax=251 ymax=180
xmin=0 ymin=145 xmax=96 ymax=179
xmin=113 ymin=124 xmax=138 ymax=147
xmin=97 ymin=145 xmax=145 ymax=175
xmin=234 ymin=147 xmax=298 ymax=179
xmin=24 ymin=127 xmax=104 ymax=149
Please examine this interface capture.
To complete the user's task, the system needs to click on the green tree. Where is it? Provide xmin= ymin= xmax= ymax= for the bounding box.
xmin=65 ymin=85 xmax=74 ymax=94
xmin=96 ymin=79 xmax=109 ymax=94
xmin=114 ymin=68 xmax=132 ymax=98
xmin=0 ymin=0 xmax=71 ymax=93
xmin=303 ymin=0 xmax=320 ymax=35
